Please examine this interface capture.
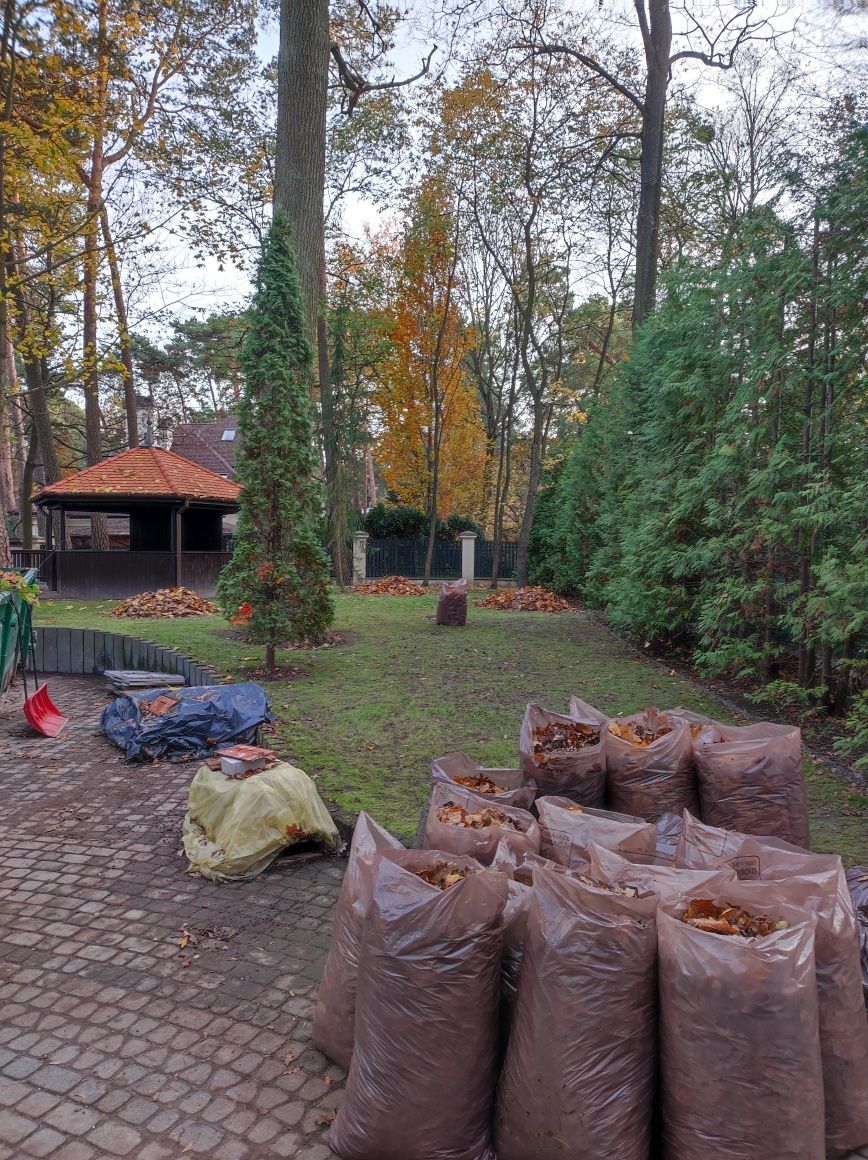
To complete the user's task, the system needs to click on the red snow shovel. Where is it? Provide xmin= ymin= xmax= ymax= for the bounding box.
xmin=18 ymin=616 xmax=68 ymax=737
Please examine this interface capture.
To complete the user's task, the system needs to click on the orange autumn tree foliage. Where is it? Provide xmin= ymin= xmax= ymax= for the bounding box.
xmin=372 ymin=182 xmax=486 ymax=523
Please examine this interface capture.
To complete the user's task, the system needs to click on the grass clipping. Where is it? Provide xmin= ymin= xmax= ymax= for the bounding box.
xmin=112 ymin=587 xmax=218 ymax=618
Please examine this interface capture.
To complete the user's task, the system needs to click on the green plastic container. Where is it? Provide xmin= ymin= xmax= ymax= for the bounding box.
xmin=0 ymin=568 xmax=38 ymax=694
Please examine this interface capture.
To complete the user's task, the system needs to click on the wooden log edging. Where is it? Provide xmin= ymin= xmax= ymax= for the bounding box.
xmin=32 ymin=626 xmax=222 ymax=687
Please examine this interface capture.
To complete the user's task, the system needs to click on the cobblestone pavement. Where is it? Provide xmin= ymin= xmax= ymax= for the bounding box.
xmin=0 ymin=675 xmax=345 ymax=1159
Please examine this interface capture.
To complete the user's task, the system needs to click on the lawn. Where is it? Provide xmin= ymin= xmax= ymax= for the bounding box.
xmin=36 ymin=591 xmax=868 ymax=861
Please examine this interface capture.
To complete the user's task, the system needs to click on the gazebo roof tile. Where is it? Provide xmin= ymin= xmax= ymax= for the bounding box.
xmin=34 ymin=447 xmax=241 ymax=504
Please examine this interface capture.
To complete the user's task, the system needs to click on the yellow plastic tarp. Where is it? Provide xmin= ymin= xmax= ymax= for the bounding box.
xmin=182 ymin=760 xmax=341 ymax=882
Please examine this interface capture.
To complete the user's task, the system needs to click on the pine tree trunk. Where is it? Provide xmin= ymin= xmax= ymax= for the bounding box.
xmin=490 ymin=360 xmax=517 ymax=587
xmin=265 ymin=643 xmax=275 ymax=673
xmin=100 ymin=208 xmax=138 ymax=448
xmin=318 ymin=312 xmax=347 ymax=588
xmin=0 ymin=486 xmax=10 ymax=567
xmin=275 ymin=0 xmax=328 ymax=340
xmin=0 ymin=321 xmax=15 ymax=515
xmin=632 ymin=0 xmax=671 ymax=331
xmin=516 ymin=414 xmax=545 ymax=587
xmin=82 ymin=0 xmax=110 ymax=551
xmin=20 ymin=427 xmax=35 ymax=550
xmin=7 ymin=339 xmax=24 ymax=495
xmin=275 ymin=0 xmax=345 ymax=584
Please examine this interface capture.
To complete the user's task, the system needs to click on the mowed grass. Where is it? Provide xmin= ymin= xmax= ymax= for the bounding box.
xmin=36 ymin=591 xmax=868 ymax=860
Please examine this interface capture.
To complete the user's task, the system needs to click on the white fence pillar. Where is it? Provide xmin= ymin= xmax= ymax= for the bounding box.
xmin=460 ymin=531 xmax=477 ymax=582
xmin=352 ymin=531 xmax=369 ymax=583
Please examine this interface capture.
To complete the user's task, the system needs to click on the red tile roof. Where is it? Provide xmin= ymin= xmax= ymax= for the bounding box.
xmin=34 ymin=447 xmax=241 ymax=505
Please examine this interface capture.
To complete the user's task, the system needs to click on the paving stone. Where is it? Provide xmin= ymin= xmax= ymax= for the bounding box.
xmin=16 ymin=1090 xmax=61 ymax=1118
xmin=0 ymin=1077 xmax=31 ymax=1106
xmin=49 ymin=1143 xmax=96 ymax=1160
xmin=43 ymin=1102 xmax=99 ymax=1136
xmin=2 ymin=1054 xmax=41 ymax=1079
xmin=0 ymin=1108 xmax=38 ymax=1143
xmin=85 ymin=1121 xmax=142 ymax=1156
xmin=19 ymin=1128 xmax=68 ymax=1157
xmin=170 ymin=1121 xmax=224 ymax=1153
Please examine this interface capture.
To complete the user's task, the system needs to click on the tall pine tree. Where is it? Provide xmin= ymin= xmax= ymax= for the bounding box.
xmin=218 ymin=212 xmax=334 ymax=670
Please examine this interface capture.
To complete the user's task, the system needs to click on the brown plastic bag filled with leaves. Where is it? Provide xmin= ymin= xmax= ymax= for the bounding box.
xmin=845 ymin=867 xmax=868 ymax=1014
xmin=653 ymin=810 xmax=684 ymax=864
xmin=329 ymin=854 xmax=507 ymax=1160
xmin=432 ymin=751 xmax=536 ymax=810
xmin=519 ymin=701 xmax=607 ymax=806
xmin=424 ymin=781 xmax=540 ymax=865
xmin=588 ymin=841 xmax=736 ymax=903
xmin=667 ymin=706 xmax=714 ymax=734
xmin=605 ymin=707 xmax=698 ymax=821
xmin=312 ymin=812 xmax=403 ymax=1069
xmin=693 ymin=720 xmax=809 ymax=846
xmin=495 ymin=866 xmax=658 ymax=1160
xmin=535 ymin=794 xmax=657 ymax=869
xmin=501 ymin=877 xmax=531 ymax=1011
xmin=677 ymin=813 xmax=868 ymax=1155
xmin=658 ymin=881 xmax=825 ymax=1160
xmin=490 ymin=842 xmax=532 ymax=1010
xmin=435 ymin=578 xmax=468 ymax=625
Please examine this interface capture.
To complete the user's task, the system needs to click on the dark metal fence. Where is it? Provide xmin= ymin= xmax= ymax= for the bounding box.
xmin=476 ymin=539 xmax=518 ymax=580
xmin=367 ymin=538 xmax=461 ymax=579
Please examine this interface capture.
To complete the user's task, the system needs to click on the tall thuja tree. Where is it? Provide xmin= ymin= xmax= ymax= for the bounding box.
xmin=589 ymin=264 xmax=733 ymax=642
xmin=794 ymin=121 xmax=868 ymax=710
xmin=218 ymin=213 xmax=334 ymax=671
xmin=692 ymin=212 xmax=808 ymax=680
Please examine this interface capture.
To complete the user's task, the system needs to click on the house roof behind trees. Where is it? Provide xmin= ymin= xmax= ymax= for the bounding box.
xmin=170 ymin=418 xmax=240 ymax=477
xmin=34 ymin=446 xmax=241 ymax=505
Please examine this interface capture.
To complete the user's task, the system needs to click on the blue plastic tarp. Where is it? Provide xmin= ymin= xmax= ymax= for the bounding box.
xmin=100 ymin=682 xmax=274 ymax=762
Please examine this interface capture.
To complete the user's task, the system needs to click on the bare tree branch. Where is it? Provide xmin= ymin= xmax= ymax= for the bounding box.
xmin=330 ymin=42 xmax=437 ymax=114
xmin=524 ymin=41 xmax=645 ymax=112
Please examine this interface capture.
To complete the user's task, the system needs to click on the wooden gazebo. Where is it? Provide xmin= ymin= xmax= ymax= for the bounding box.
xmin=31 ymin=447 xmax=240 ymax=598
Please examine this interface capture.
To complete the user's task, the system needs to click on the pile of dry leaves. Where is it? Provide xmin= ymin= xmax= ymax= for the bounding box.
xmin=414 ymin=861 xmax=475 ymax=891
xmin=353 ymin=576 xmax=426 ymax=596
xmin=608 ymin=708 xmax=674 ymax=748
xmin=452 ymin=773 xmax=508 ymax=795
xmin=436 ymin=801 xmax=520 ymax=831
xmin=112 ymin=587 xmax=217 ymax=618
xmin=681 ymin=898 xmax=788 ymax=938
xmin=532 ymin=720 xmax=600 ymax=762
xmin=475 ymin=586 xmax=572 ymax=612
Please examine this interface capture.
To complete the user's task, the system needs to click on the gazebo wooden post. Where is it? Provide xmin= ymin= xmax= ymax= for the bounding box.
xmin=174 ymin=506 xmax=181 ymax=586
xmin=174 ymin=501 xmax=189 ymax=587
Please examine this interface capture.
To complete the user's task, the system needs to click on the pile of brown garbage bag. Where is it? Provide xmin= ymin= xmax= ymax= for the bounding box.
xmin=312 ymin=697 xmax=868 ymax=1160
